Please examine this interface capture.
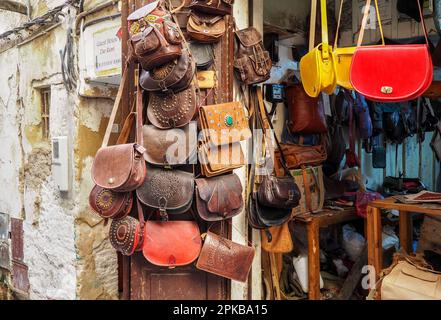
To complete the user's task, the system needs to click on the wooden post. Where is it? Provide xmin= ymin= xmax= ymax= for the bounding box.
xmin=399 ymin=211 xmax=413 ymax=253
xmin=307 ymin=220 xmax=320 ymax=300
xmin=366 ymin=206 xmax=382 ymax=282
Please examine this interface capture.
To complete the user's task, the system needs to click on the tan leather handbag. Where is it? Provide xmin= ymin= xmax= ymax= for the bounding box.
xmin=187 ymin=12 xmax=226 ymax=43
xmin=91 ymin=70 xmax=147 ymax=192
xmin=261 ymin=223 xmax=293 ymax=254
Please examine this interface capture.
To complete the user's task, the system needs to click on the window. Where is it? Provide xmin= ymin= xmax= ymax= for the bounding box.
xmin=40 ymin=88 xmax=51 ymax=140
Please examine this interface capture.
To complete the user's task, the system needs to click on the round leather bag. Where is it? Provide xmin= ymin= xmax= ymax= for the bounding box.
xmin=109 ymin=216 xmax=143 ymax=256
xmin=89 ymin=185 xmax=133 ymax=220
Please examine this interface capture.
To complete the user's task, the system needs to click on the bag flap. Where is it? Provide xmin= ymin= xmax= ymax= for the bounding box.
xmin=249 ymin=51 xmax=272 ymax=76
xmin=189 ymin=42 xmax=213 ymax=66
xmin=143 ymin=221 xmax=201 ymax=267
xmin=136 ymin=166 xmax=194 ymax=211
xmin=235 ymin=27 xmax=262 ymax=47
xmin=400 ymin=264 xmax=439 ymax=282
xmin=143 ymin=122 xmax=197 ymax=166
xmin=196 ymin=174 xmax=243 ymax=214
xmin=128 ymin=1 xmax=161 ymax=21
xmin=200 ymin=102 xmax=251 ymax=145
xmin=92 ymin=144 xmax=135 ymax=189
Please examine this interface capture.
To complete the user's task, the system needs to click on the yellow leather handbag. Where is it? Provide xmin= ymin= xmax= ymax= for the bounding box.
xmin=300 ymin=0 xmax=336 ymax=97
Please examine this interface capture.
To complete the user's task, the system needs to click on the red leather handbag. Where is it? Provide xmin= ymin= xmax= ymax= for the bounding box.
xmin=350 ymin=0 xmax=432 ymax=102
xmin=142 ymin=214 xmax=202 ymax=267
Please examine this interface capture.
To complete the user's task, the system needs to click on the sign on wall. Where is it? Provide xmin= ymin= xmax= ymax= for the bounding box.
xmin=92 ymin=25 xmax=122 ymax=78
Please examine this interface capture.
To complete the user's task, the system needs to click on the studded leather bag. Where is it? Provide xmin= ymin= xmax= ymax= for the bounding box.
xmin=89 ymin=185 xmax=133 ymax=220
xmin=140 ymin=49 xmax=195 ymax=93
xmin=128 ymin=1 xmax=183 ymax=71
xmin=91 ymin=70 xmax=147 ymax=192
xmin=234 ymin=27 xmax=272 ymax=85
xmin=142 ymin=121 xmax=198 ymax=166
xmin=147 ymin=84 xmax=197 ymax=129
xmin=196 ymin=231 xmax=255 ymax=283
xmin=187 ymin=12 xmax=226 ymax=43
xmin=195 ymin=173 xmax=243 ymax=221
xmin=136 ymin=165 xmax=194 ymax=218
xmin=188 ymin=0 xmax=234 ymax=16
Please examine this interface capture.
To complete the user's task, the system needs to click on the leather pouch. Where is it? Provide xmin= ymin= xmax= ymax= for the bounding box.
xmin=196 ymin=231 xmax=255 ymax=283
xmin=234 ymin=27 xmax=272 ymax=85
xmin=143 ymin=122 xmax=197 ymax=166
xmin=143 ymin=220 xmax=201 ymax=267
xmin=189 ymin=42 xmax=214 ymax=69
xmin=195 ymin=173 xmax=243 ymax=221
xmin=187 ymin=12 xmax=226 ymax=43
xmin=136 ymin=166 xmax=194 ymax=216
xmin=197 ymin=70 xmax=216 ymax=89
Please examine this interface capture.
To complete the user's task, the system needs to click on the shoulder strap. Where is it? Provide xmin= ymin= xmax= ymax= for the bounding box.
xmin=135 ymin=68 xmax=143 ymax=146
xmin=309 ymin=0 xmax=317 ymax=52
xmin=357 ymin=0 xmax=385 ymax=47
xmin=334 ymin=0 xmax=344 ymax=49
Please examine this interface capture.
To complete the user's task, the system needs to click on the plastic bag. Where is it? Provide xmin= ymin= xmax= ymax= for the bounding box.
xmin=342 ymin=224 xmax=366 ymax=261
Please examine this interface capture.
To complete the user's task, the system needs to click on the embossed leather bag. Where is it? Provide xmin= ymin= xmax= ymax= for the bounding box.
xmin=89 ymin=185 xmax=133 ymax=220
xmin=143 ymin=219 xmax=202 ymax=267
xmin=109 ymin=199 xmax=145 ymax=256
xmin=128 ymin=1 xmax=183 ymax=71
xmin=195 ymin=173 xmax=243 ymax=221
xmin=234 ymin=27 xmax=272 ymax=85
xmin=199 ymin=101 xmax=251 ymax=177
xmin=350 ymin=0 xmax=433 ymax=102
xmin=187 ymin=12 xmax=226 ymax=43
xmin=189 ymin=42 xmax=214 ymax=69
xmin=188 ymin=0 xmax=234 ymax=16
xmin=147 ymin=84 xmax=197 ymax=129
xmin=136 ymin=165 xmax=194 ymax=217
xmin=92 ymin=70 xmax=147 ymax=192
xmin=196 ymin=231 xmax=255 ymax=283
xmin=140 ymin=49 xmax=195 ymax=93
xmin=143 ymin=121 xmax=198 ymax=166
xmin=286 ymin=84 xmax=327 ymax=134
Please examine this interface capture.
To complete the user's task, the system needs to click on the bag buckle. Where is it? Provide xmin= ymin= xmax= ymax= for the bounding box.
xmin=381 ymin=86 xmax=393 ymax=94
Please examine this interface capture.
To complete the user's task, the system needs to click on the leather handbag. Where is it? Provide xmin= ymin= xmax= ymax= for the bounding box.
xmin=109 ymin=199 xmax=145 ymax=256
xmin=188 ymin=0 xmax=234 ymax=16
xmin=189 ymin=42 xmax=214 ymax=69
xmin=89 ymin=185 xmax=133 ymax=220
xmin=92 ymin=70 xmax=147 ymax=192
xmin=300 ymin=0 xmax=336 ymax=97
xmin=196 ymin=231 xmax=255 ymax=283
xmin=140 ymin=49 xmax=195 ymax=93
xmin=142 ymin=219 xmax=202 ymax=267
xmin=257 ymin=175 xmax=300 ymax=210
xmin=136 ymin=165 xmax=194 ymax=217
xmin=127 ymin=2 xmax=183 ymax=71
xmin=187 ymin=12 xmax=226 ymax=43
xmin=261 ymin=223 xmax=293 ymax=254
xmin=234 ymin=27 xmax=272 ymax=85
xmin=289 ymin=166 xmax=324 ymax=215
xmin=274 ymin=143 xmax=327 ymax=174
xmin=332 ymin=0 xmax=355 ymax=90
xmin=195 ymin=173 xmax=243 ymax=221
xmin=286 ymin=84 xmax=327 ymax=134
xmin=350 ymin=0 xmax=433 ymax=102
xmin=198 ymin=142 xmax=246 ymax=177
xmin=147 ymin=84 xmax=197 ymax=129
xmin=142 ymin=122 xmax=197 ymax=166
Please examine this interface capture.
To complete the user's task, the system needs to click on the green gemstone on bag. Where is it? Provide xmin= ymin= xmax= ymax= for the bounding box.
xmin=224 ymin=115 xmax=234 ymax=126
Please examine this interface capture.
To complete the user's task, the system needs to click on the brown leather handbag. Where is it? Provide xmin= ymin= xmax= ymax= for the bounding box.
xmin=89 ymin=185 xmax=133 ymax=220
xmin=140 ymin=49 xmax=195 ymax=93
xmin=147 ymin=84 xmax=197 ymax=129
xmin=286 ymin=84 xmax=328 ymax=134
xmin=91 ymin=70 xmax=147 ymax=192
xmin=257 ymin=175 xmax=300 ymax=210
xmin=187 ymin=12 xmax=226 ymax=43
xmin=136 ymin=165 xmax=194 ymax=217
xmin=188 ymin=0 xmax=234 ymax=15
xmin=195 ymin=173 xmax=243 ymax=221
xmin=189 ymin=42 xmax=214 ymax=69
xmin=109 ymin=199 xmax=145 ymax=256
xmin=143 ymin=122 xmax=197 ymax=166
xmin=196 ymin=231 xmax=255 ymax=283
xmin=142 ymin=219 xmax=201 ymax=267
xmin=128 ymin=2 xmax=183 ymax=70
xmin=274 ymin=143 xmax=327 ymax=175
xmin=234 ymin=27 xmax=272 ymax=85
xmin=198 ymin=142 xmax=246 ymax=177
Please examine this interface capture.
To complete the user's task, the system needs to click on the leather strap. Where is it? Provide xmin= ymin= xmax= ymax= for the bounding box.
xmin=357 ymin=0 xmax=385 ymax=47
xmin=116 ymin=100 xmax=136 ymax=145
xmin=320 ymin=0 xmax=329 ymax=58
xmin=135 ymin=68 xmax=143 ymax=146
xmin=334 ymin=0 xmax=344 ymax=49
xmin=137 ymin=197 xmax=145 ymax=228
xmin=101 ymin=67 xmax=128 ymax=148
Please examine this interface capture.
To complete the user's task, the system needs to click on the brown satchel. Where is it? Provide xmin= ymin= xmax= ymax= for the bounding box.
xmin=234 ymin=27 xmax=272 ymax=85
xmin=136 ymin=165 xmax=194 ymax=217
xmin=147 ymin=84 xmax=197 ymax=129
xmin=286 ymin=84 xmax=328 ymax=134
xmin=91 ymin=69 xmax=147 ymax=192
xmin=140 ymin=50 xmax=195 ymax=93
xmin=187 ymin=12 xmax=226 ymax=43
xmin=188 ymin=0 xmax=234 ymax=16
xmin=143 ymin=122 xmax=197 ymax=166
xmin=128 ymin=2 xmax=183 ymax=71
xmin=196 ymin=231 xmax=255 ymax=283
xmin=274 ymin=143 xmax=327 ymax=175
xmin=195 ymin=173 xmax=243 ymax=221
